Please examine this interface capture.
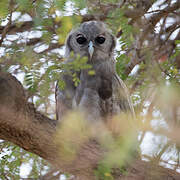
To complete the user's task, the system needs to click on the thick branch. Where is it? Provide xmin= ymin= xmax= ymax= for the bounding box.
xmin=0 ymin=71 xmax=102 ymax=179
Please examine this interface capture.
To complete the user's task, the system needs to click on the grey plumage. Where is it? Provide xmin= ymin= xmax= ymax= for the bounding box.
xmin=55 ymin=21 xmax=134 ymax=122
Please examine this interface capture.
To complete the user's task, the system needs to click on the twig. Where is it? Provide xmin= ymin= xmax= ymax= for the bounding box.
xmin=156 ymin=60 xmax=174 ymax=79
xmin=0 ymin=5 xmax=13 ymax=46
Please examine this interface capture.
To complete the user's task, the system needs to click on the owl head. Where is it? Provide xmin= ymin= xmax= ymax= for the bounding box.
xmin=65 ymin=21 xmax=116 ymax=62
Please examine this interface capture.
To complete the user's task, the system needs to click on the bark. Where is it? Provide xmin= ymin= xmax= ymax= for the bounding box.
xmin=0 ymin=71 xmax=102 ymax=179
xmin=0 ymin=71 xmax=180 ymax=180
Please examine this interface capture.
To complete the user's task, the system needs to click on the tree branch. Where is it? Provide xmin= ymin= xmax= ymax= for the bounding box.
xmin=140 ymin=1 xmax=180 ymax=42
xmin=0 ymin=71 xmax=102 ymax=179
xmin=0 ymin=3 xmax=13 ymax=46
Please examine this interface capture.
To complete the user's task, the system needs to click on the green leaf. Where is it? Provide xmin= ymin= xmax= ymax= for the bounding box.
xmin=0 ymin=0 xmax=9 ymax=18
xmin=16 ymin=0 xmax=33 ymax=12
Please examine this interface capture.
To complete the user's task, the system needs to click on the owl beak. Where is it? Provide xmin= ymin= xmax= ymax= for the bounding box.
xmin=88 ymin=41 xmax=94 ymax=59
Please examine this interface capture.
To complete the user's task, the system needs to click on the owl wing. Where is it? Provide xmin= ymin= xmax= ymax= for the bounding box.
xmin=111 ymin=74 xmax=135 ymax=117
xmin=55 ymin=74 xmax=76 ymax=121
xmin=55 ymin=82 xmax=67 ymax=121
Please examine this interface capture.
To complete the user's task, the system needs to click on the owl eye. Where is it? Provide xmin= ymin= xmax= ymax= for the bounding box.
xmin=76 ymin=36 xmax=87 ymax=44
xmin=95 ymin=36 xmax=106 ymax=44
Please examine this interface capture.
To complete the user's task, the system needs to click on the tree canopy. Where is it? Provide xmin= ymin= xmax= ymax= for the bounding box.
xmin=0 ymin=0 xmax=180 ymax=179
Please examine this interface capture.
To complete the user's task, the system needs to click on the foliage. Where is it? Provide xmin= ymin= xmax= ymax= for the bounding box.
xmin=0 ymin=141 xmax=49 ymax=179
xmin=0 ymin=0 xmax=180 ymax=179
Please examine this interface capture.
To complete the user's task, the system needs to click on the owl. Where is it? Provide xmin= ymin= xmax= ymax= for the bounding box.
xmin=55 ymin=21 xmax=134 ymax=122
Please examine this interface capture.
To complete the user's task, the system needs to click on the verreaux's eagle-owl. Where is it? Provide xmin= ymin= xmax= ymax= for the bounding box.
xmin=55 ymin=21 xmax=134 ymax=122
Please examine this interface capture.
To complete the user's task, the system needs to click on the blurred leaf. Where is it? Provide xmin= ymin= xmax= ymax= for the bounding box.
xmin=55 ymin=111 xmax=90 ymax=162
xmin=57 ymin=16 xmax=82 ymax=44
xmin=55 ymin=0 xmax=67 ymax=10
xmin=16 ymin=0 xmax=33 ymax=12
xmin=116 ymin=54 xmax=130 ymax=80
xmin=0 ymin=0 xmax=8 ymax=18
